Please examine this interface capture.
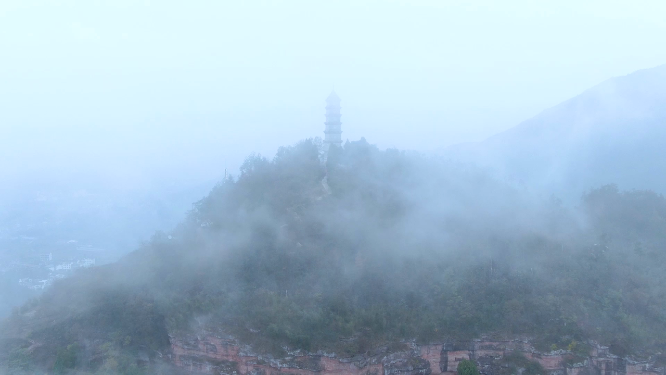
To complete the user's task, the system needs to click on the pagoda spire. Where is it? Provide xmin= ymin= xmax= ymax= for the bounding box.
xmin=324 ymin=90 xmax=342 ymax=147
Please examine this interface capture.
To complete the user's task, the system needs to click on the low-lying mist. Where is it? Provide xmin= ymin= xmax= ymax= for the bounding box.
xmin=4 ymin=138 xmax=666 ymax=373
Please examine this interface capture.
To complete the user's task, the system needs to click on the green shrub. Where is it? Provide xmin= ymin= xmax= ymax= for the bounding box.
xmin=53 ymin=343 xmax=78 ymax=373
xmin=457 ymin=359 xmax=479 ymax=375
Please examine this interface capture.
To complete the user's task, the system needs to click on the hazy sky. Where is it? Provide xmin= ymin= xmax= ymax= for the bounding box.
xmin=2 ymin=0 xmax=666 ymax=190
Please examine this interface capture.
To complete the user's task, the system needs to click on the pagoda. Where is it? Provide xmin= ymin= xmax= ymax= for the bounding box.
xmin=324 ymin=91 xmax=342 ymax=147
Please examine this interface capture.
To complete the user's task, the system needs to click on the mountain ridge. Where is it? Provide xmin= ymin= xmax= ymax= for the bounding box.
xmin=444 ymin=63 xmax=666 ymax=197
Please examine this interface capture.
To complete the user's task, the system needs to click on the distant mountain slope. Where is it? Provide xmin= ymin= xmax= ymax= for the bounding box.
xmin=446 ymin=64 xmax=666 ymax=197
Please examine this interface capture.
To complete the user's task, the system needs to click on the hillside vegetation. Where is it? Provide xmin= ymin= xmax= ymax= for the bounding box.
xmin=3 ymin=138 xmax=666 ymax=374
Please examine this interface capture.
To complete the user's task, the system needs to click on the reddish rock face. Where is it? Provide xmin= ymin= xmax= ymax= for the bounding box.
xmin=445 ymin=351 xmax=470 ymax=373
xmin=526 ymin=352 xmax=565 ymax=370
xmin=420 ymin=345 xmax=443 ymax=374
xmin=170 ymin=335 xmax=663 ymax=375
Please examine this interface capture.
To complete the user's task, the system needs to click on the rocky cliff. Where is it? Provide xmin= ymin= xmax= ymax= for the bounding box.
xmin=168 ymin=333 xmax=664 ymax=375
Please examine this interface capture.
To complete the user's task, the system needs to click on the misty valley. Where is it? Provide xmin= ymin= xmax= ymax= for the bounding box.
xmin=4 ymin=102 xmax=666 ymax=373
xmin=3 ymin=4 xmax=666 ymax=374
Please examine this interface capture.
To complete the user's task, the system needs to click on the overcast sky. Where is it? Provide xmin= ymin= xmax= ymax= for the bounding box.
xmin=2 ymin=0 xmax=666 ymax=191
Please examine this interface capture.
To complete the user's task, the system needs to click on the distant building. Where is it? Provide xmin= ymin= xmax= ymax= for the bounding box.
xmin=324 ymin=91 xmax=342 ymax=148
xmin=39 ymin=253 xmax=53 ymax=263
xmin=55 ymin=263 xmax=72 ymax=271
xmin=77 ymin=258 xmax=96 ymax=268
xmin=28 ymin=280 xmax=50 ymax=291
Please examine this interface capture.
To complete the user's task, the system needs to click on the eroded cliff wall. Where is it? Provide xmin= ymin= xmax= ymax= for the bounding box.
xmin=169 ymin=334 xmax=663 ymax=375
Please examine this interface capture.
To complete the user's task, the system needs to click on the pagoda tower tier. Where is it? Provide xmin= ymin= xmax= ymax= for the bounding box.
xmin=324 ymin=90 xmax=342 ymax=146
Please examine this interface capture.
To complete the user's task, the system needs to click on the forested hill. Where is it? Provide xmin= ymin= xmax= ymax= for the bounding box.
xmin=3 ymin=138 xmax=666 ymax=374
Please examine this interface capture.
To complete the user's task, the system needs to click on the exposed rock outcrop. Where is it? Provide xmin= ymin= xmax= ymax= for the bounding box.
xmin=169 ymin=334 xmax=665 ymax=375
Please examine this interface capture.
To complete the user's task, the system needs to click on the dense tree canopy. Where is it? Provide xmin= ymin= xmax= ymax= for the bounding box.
xmin=4 ymin=138 xmax=666 ymax=373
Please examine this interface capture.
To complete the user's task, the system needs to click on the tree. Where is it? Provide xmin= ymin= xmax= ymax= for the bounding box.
xmin=457 ymin=359 xmax=479 ymax=375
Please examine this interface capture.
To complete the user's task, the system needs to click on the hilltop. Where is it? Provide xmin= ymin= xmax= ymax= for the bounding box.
xmin=2 ymin=138 xmax=666 ymax=374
